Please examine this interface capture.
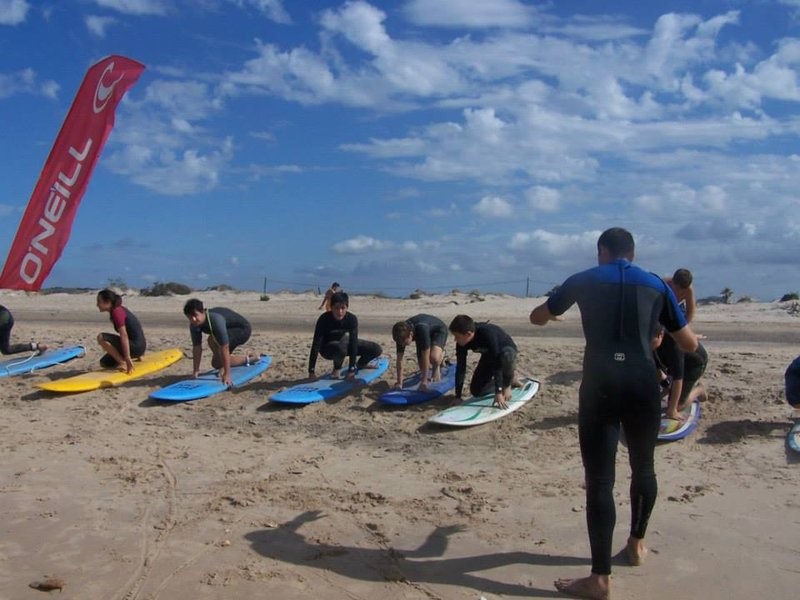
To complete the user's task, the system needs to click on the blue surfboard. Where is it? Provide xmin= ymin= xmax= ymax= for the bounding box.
xmin=658 ymin=400 xmax=701 ymax=442
xmin=270 ymin=356 xmax=389 ymax=405
xmin=149 ymin=355 xmax=272 ymax=402
xmin=0 ymin=345 xmax=85 ymax=378
xmin=378 ymin=363 xmax=456 ymax=405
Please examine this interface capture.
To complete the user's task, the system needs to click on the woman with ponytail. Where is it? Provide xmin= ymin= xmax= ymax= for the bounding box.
xmin=95 ymin=289 xmax=146 ymax=373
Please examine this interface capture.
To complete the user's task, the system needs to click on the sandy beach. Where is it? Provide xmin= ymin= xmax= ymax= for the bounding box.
xmin=1 ymin=290 xmax=798 ymax=600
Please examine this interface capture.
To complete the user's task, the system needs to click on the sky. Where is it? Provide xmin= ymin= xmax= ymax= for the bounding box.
xmin=1 ymin=0 xmax=800 ymax=300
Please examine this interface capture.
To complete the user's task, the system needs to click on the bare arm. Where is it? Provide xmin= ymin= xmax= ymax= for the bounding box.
xmin=530 ymin=301 xmax=556 ymax=326
xmin=669 ymin=325 xmax=698 ymax=353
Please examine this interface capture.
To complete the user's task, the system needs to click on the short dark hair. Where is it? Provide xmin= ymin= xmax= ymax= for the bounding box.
xmin=597 ymin=227 xmax=634 ymax=258
xmin=331 ymin=282 xmax=340 ymax=288
xmin=183 ymin=298 xmax=204 ymax=316
xmin=330 ymin=291 xmax=349 ymax=307
xmin=392 ymin=321 xmax=411 ymax=343
xmin=672 ymin=268 xmax=693 ymax=289
xmin=449 ymin=314 xmax=475 ymax=334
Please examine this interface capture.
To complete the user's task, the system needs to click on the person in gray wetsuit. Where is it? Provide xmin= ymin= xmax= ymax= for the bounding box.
xmin=183 ymin=298 xmax=254 ymax=387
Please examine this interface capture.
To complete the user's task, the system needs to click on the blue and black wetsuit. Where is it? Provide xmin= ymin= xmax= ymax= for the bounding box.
xmin=396 ymin=314 xmax=448 ymax=362
xmin=547 ymin=258 xmax=686 ymax=576
xmin=454 ymin=323 xmax=517 ymax=399
xmin=308 ymin=311 xmax=382 ymax=374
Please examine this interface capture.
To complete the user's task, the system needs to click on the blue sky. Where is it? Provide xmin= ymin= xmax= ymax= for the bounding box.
xmin=1 ymin=0 xmax=800 ymax=299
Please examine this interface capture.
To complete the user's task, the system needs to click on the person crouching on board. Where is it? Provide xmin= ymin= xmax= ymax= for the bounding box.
xmin=183 ymin=298 xmax=255 ymax=387
xmin=308 ymin=291 xmax=382 ymax=381
xmin=448 ymin=314 xmax=519 ymax=409
xmin=391 ymin=314 xmax=448 ymax=391
xmin=0 ymin=304 xmax=48 ymax=356
xmin=96 ymin=288 xmax=146 ymax=374
xmin=652 ymin=324 xmax=708 ymax=421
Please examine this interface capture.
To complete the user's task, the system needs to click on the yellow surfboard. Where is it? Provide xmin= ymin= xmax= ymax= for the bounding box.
xmin=37 ymin=348 xmax=184 ymax=393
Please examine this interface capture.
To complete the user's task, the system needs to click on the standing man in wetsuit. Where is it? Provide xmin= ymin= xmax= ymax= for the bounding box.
xmin=183 ymin=298 xmax=254 ymax=387
xmin=529 ymin=227 xmax=697 ymax=600
xmin=308 ymin=291 xmax=382 ymax=381
xmin=391 ymin=314 xmax=448 ymax=390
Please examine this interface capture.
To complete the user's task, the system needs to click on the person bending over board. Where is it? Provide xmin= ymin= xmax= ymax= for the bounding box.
xmin=652 ymin=325 xmax=708 ymax=421
xmin=664 ymin=267 xmax=697 ymax=323
xmin=448 ymin=314 xmax=518 ymax=410
xmin=529 ymin=227 xmax=697 ymax=600
xmin=785 ymin=355 xmax=800 ymax=409
xmin=96 ymin=289 xmax=146 ymax=374
xmin=183 ymin=298 xmax=254 ymax=387
xmin=308 ymin=291 xmax=382 ymax=382
xmin=0 ymin=305 xmax=48 ymax=356
xmin=391 ymin=314 xmax=448 ymax=391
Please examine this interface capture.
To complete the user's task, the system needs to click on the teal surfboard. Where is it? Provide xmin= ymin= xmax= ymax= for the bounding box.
xmin=428 ymin=378 xmax=539 ymax=426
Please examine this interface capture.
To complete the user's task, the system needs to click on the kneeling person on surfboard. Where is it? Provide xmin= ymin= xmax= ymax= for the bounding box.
xmin=183 ymin=298 xmax=254 ymax=388
xmin=0 ymin=305 xmax=48 ymax=356
xmin=449 ymin=315 xmax=518 ymax=410
xmin=308 ymin=292 xmax=382 ymax=382
xmin=96 ymin=289 xmax=145 ymax=374
xmin=652 ymin=325 xmax=708 ymax=421
xmin=392 ymin=314 xmax=447 ymax=391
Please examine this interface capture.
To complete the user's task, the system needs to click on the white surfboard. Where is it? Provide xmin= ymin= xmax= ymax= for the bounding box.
xmin=428 ymin=378 xmax=540 ymax=426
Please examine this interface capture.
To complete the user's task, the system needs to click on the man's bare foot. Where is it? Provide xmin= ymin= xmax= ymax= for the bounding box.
xmin=626 ymin=536 xmax=647 ymax=566
xmin=554 ymin=574 xmax=610 ymax=600
xmin=35 ymin=344 xmax=48 ymax=355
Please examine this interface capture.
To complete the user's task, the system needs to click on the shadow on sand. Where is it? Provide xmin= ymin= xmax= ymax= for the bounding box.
xmin=245 ymin=510 xmax=584 ymax=598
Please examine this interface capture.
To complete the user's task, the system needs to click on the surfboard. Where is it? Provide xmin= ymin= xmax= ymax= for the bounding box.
xmin=37 ymin=348 xmax=183 ymax=393
xmin=270 ymin=356 xmax=390 ymax=405
xmin=787 ymin=421 xmax=800 ymax=454
xmin=148 ymin=355 xmax=272 ymax=402
xmin=0 ymin=345 xmax=85 ymax=377
xmin=427 ymin=378 xmax=540 ymax=427
xmin=658 ymin=400 xmax=701 ymax=442
xmin=378 ymin=363 xmax=456 ymax=405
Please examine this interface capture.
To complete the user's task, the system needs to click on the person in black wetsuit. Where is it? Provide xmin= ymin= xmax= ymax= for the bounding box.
xmin=391 ymin=314 xmax=448 ymax=390
xmin=308 ymin=291 xmax=382 ymax=381
xmin=448 ymin=314 xmax=518 ymax=409
xmin=96 ymin=289 xmax=145 ymax=373
xmin=529 ymin=227 xmax=697 ymax=600
xmin=183 ymin=298 xmax=254 ymax=387
xmin=0 ymin=305 xmax=47 ymax=356
xmin=652 ymin=325 xmax=708 ymax=420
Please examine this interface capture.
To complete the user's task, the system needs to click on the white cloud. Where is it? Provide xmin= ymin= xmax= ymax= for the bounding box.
xmin=332 ymin=235 xmax=392 ymax=254
xmin=509 ymin=230 xmax=601 ymax=258
xmin=0 ymin=0 xmax=29 ymax=25
xmin=85 ymin=15 xmax=117 ymax=37
xmin=526 ymin=186 xmax=561 ymax=212
xmin=229 ymin=0 xmax=290 ymax=24
xmin=92 ymin=0 xmax=169 ymax=15
xmin=403 ymin=0 xmax=536 ymax=29
xmin=473 ymin=195 xmax=513 ymax=218
xmin=0 ymin=68 xmax=59 ymax=99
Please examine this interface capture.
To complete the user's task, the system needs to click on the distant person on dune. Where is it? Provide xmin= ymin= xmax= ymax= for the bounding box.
xmin=318 ymin=282 xmax=341 ymax=311
xmin=0 ymin=305 xmax=47 ymax=356
xmin=391 ymin=314 xmax=448 ymax=390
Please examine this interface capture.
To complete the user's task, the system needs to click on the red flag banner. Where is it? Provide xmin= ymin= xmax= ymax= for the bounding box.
xmin=0 ymin=55 xmax=145 ymax=291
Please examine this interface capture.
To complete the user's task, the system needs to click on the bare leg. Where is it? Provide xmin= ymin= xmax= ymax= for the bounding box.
xmin=555 ymin=573 xmax=610 ymax=600
xmin=626 ymin=535 xmax=647 ymax=566
xmin=97 ymin=334 xmax=125 ymax=369
xmin=429 ymin=345 xmax=444 ymax=381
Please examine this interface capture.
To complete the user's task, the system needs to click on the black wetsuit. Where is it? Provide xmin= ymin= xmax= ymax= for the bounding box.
xmin=99 ymin=306 xmax=146 ymax=367
xmin=396 ymin=314 xmax=448 ymax=362
xmin=454 ymin=323 xmax=517 ymax=399
xmin=547 ymin=258 xmax=687 ymax=576
xmin=0 ymin=305 xmax=35 ymax=355
xmin=655 ymin=334 xmax=708 ymax=405
xmin=190 ymin=308 xmax=251 ymax=351
xmin=308 ymin=311 xmax=382 ymax=374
